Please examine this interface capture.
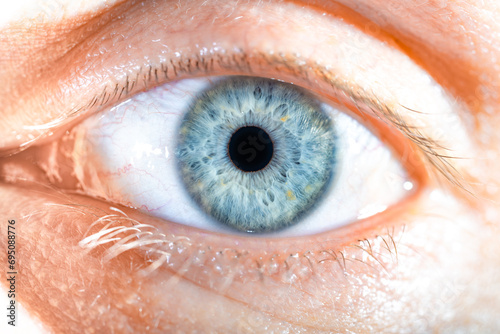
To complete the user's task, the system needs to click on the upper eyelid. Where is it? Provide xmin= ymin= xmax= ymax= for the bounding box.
xmin=0 ymin=0 xmax=484 ymax=134
xmin=0 ymin=0 xmax=475 ymax=197
xmin=19 ymin=48 xmax=472 ymax=195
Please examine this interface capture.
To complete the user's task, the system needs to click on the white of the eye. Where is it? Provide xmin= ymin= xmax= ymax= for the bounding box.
xmin=280 ymin=105 xmax=409 ymax=236
xmin=72 ymin=77 xmax=411 ymax=236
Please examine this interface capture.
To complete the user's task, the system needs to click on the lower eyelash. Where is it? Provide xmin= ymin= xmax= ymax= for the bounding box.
xmin=1 ymin=171 xmax=405 ymax=287
xmin=74 ymin=202 xmax=403 ymax=290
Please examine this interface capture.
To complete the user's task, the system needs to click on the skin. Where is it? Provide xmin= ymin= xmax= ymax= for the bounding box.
xmin=1 ymin=0 xmax=500 ymax=333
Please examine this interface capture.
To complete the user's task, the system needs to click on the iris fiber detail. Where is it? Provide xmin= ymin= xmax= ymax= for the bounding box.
xmin=176 ymin=77 xmax=336 ymax=232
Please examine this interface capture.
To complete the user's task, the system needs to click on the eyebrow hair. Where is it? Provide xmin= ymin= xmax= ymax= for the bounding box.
xmin=37 ymin=49 xmax=467 ymax=195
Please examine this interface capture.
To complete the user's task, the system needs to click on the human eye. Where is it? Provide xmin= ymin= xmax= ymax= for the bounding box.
xmin=25 ymin=74 xmax=415 ymax=237
xmin=1 ymin=0 xmax=495 ymax=333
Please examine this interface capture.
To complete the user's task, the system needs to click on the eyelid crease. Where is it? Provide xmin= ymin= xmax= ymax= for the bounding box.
xmin=17 ymin=49 xmax=473 ymax=196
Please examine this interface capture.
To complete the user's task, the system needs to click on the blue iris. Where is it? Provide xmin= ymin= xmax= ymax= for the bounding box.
xmin=176 ymin=77 xmax=336 ymax=232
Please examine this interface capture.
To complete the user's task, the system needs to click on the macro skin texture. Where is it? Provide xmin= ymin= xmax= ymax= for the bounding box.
xmin=0 ymin=1 xmax=500 ymax=333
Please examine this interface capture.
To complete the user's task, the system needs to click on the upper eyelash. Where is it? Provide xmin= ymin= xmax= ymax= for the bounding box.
xmin=19 ymin=48 xmax=471 ymax=195
xmin=347 ymin=87 xmax=472 ymax=195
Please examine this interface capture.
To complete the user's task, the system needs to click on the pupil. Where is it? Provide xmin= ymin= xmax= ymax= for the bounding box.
xmin=228 ymin=126 xmax=274 ymax=172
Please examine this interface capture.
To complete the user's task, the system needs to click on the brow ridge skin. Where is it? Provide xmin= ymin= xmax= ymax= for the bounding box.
xmin=1 ymin=0 xmax=488 ymax=121
xmin=0 ymin=0 xmax=130 ymax=82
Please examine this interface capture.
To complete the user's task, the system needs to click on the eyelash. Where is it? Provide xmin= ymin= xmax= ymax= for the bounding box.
xmin=37 ymin=46 xmax=465 ymax=197
xmin=0 ymin=43 xmax=458 ymax=284
xmin=71 ymin=200 xmax=404 ymax=282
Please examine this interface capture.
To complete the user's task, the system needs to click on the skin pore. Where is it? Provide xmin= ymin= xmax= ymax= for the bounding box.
xmin=1 ymin=0 xmax=500 ymax=333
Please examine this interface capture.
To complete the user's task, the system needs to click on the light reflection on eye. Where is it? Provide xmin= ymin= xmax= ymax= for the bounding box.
xmin=37 ymin=75 xmax=414 ymax=237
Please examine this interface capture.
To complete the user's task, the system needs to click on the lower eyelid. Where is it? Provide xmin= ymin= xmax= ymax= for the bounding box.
xmin=70 ymin=184 xmax=410 ymax=282
xmin=1 ymin=171 xmax=483 ymax=332
xmin=0 ymin=155 xmax=428 ymax=332
xmin=86 ymin=209 xmax=408 ymax=331
xmin=3 ymin=174 xmax=402 ymax=268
